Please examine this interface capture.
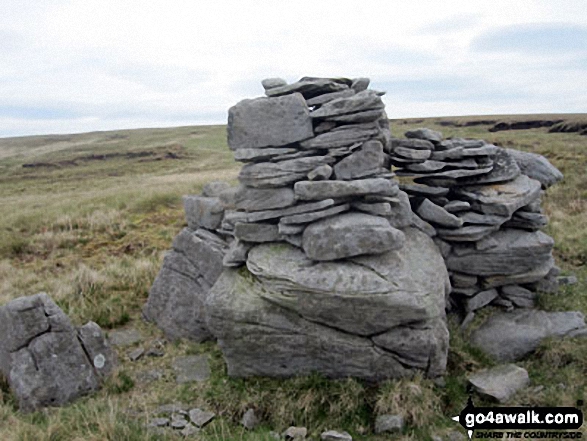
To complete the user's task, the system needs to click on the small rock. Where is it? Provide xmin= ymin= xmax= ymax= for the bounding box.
xmin=417 ymin=199 xmax=464 ymax=228
xmin=202 ymin=181 xmax=231 ymax=197
xmin=375 ymin=414 xmax=404 ymax=434
xmin=241 ymin=408 xmax=259 ymax=430
xmin=128 ymin=347 xmax=145 ymax=361
xmin=180 ymin=424 xmax=201 ymax=437
xmin=134 ymin=369 xmax=164 ymax=384
xmin=321 ymin=430 xmax=353 ymax=440
xmin=148 ymin=417 xmax=170 ymax=427
xmin=146 ymin=347 xmax=165 ymax=357
xmin=405 ymin=128 xmax=443 ymax=143
xmin=108 ymin=328 xmax=142 ymax=347
xmin=189 ymin=408 xmax=216 ymax=428
xmin=558 ymin=275 xmax=578 ymax=285
xmin=261 ymin=77 xmax=287 ymax=90
xmin=308 ymin=164 xmax=333 ymax=181
xmin=468 ymin=364 xmax=530 ymax=403
xmin=284 ymin=426 xmax=308 ymax=440
xmin=171 ymin=417 xmax=189 ymax=430
xmin=351 ymin=77 xmax=370 ymax=92
xmin=173 ymin=355 xmax=210 ymax=383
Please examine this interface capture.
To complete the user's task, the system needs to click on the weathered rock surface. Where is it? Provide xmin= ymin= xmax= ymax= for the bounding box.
xmin=294 ymin=178 xmax=398 ymax=200
xmin=302 ymin=212 xmax=405 ymax=260
xmin=468 ymin=364 xmax=530 ymax=403
xmin=405 ymin=128 xmax=442 ymax=143
xmin=206 ymin=228 xmax=449 ymax=380
xmin=506 ymin=148 xmax=563 ymax=189
xmin=375 ymin=414 xmax=405 ymax=434
xmin=234 ymin=185 xmax=296 ymax=212
xmin=228 ymin=93 xmax=313 ymax=150
xmin=143 ymin=228 xmax=226 ymax=341
xmin=0 ymin=293 xmax=116 ymax=412
xmin=239 ymin=156 xmax=335 ymax=188
xmin=310 ymin=90 xmax=384 ymax=118
xmin=446 ymin=229 xmax=554 ymax=276
xmin=333 ymin=140 xmax=384 ymax=180
xmin=417 ymin=199 xmax=464 ymax=228
xmin=470 ymin=310 xmax=587 ymax=361
xmin=183 ymin=196 xmax=224 ymax=230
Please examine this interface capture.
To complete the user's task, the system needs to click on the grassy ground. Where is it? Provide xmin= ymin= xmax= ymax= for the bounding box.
xmin=0 ymin=116 xmax=585 ymax=440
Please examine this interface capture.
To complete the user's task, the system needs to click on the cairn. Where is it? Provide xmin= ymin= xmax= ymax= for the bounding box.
xmin=145 ymin=76 xmax=451 ymax=381
xmin=389 ymin=127 xmax=563 ymax=320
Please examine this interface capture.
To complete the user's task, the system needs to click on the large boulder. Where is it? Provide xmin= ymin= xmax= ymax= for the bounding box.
xmin=470 ymin=310 xmax=587 ymax=362
xmin=143 ymin=228 xmax=227 ymax=341
xmin=206 ymin=228 xmax=450 ymax=380
xmin=227 ymin=93 xmax=314 ymax=150
xmin=0 ymin=293 xmax=116 ymax=412
xmin=506 ymin=148 xmax=563 ymax=189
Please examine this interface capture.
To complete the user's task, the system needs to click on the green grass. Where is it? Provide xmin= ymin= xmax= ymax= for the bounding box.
xmin=0 ymin=116 xmax=586 ymax=440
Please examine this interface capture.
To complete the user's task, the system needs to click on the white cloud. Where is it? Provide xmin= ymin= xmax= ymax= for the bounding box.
xmin=0 ymin=0 xmax=586 ymax=136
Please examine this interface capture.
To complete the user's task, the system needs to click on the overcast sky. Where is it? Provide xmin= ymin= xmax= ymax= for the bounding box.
xmin=1 ymin=0 xmax=586 ymax=138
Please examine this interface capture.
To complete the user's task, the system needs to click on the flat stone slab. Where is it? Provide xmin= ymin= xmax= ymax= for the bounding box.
xmin=401 ymin=183 xmax=449 ymax=197
xmin=303 ymin=212 xmax=405 ymax=261
xmin=294 ymin=178 xmax=398 ymax=200
xmin=234 ymin=186 xmax=296 ymax=212
xmin=234 ymin=147 xmax=298 ymax=163
xmin=468 ymin=364 xmax=530 ymax=403
xmin=456 ymin=148 xmax=520 ymax=185
xmin=183 ymin=196 xmax=224 ymax=230
xmin=239 ymin=156 xmax=335 ymax=188
xmin=417 ymin=199 xmax=464 ymax=228
xmin=234 ymin=222 xmax=280 ymax=242
xmin=310 ymin=90 xmax=384 ymax=118
xmin=266 ymin=78 xmax=349 ymax=98
xmin=280 ymin=203 xmax=350 ymax=224
xmin=470 ymin=310 xmax=587 ymax=361
xmin=173 ymin=355 xmax=211 ymax=383
xmin=321 ymin=430 xmax=353 ymax=440
xmin=453 ymin=174 xmax=542 ymax=217
xmin=306 ymin=89 xmax=356 ymax=107
xmin=405 ymin=128 xmax=442 ymax=143
xmin=228 ymin=93 xmax=313 ymax=150
xmin=446 ymin=229 xmax=554 ymax=276
xmin=300 ymin=124 xmax=379 ymax=149
xmin=247 ymin=199 xmax=335 ymax=222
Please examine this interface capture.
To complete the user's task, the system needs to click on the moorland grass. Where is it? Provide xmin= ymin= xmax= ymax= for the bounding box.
xmin=0 ymin=117 xmax=585 ymax=440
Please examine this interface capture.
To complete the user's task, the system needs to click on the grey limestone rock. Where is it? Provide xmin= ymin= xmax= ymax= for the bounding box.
xmin=241 ymin=408 xmax=259 ymax=430
xmin=333 ymin=139 xmax=384 ymax=180
xmin=234 ymin=146 xmax=298 ymax=163
xmin=455 ymin=148 xmax=520 ymax=185
xmin=302 ymin=212 xmax=405 ymax=261
xmin=468 ymin=364 xmax=530 ymax=403
xmin=284 ymin=426 xmax=308 ymax=440
xmin=308 ymin=164 xmax=333 ymax=181
xmin=266 ymin=78 xmax=348 ymax=98
xmin=463 ymin=288 xmax=498 ymax=312
xmin=351 ymin=77 xmax=370 ymax=92
xmin=295 ymin=178 xmax=398 ymax=200
xmin=202 ymin=180 xmax=231 ymax=197
xmin=206 ymin=228 xmax=449 ymax=380
xmin=234 ymin=185 xmax=296 ymax=212
xmin=280 ymin=203 xmax=350 ymax=225
xmin=405 ymin=128 xmax=442 ymax=143
xmin=310 ymin=90 xmax=384 ymax=118
xmin=143 ymin=228 xmax=226 ymax=341
xmin=223 ymin=239 xmax=253 ymax=267
xmin=247 ymin=199 xmax=335 ymax=222
xmin=444 ymin=200 xmax=471 ymax=213
xmin=228 ymin=93 xmax=313 ymax=150
xmin=188 ymin=408 xmax=215 ymax=427
xmin=385 ymin=190 xmax=413 ymax=229
xmin=239 ymin=156 xmax=335 ymax=188
xmin=351 ymin=201 xmax=392 ymax=216
xmin=306 ymin=89 xmax=356 ymax=107
xmin=397 ymin=138 xmax=435 ymax=150
xmin=470 ymin=310 xmax=587 ymax=361
xmin=183 ymin=195 xmax=224 ymax=230
xmin=321 ymin=430 xmax=353 ymax=441
xmin=108 ymin=328 xmax=142 ymax=347
xmin=500 ymin=285 xmax=536 ymax=308
xmin=506 ymin=148 xmax=563 ymax=189
xmin=401 ymin=183 xmax=449 ymax=198
xmin=300 ymin=124 xmax=379 ymax=149
xmin=261 ymin=77 xmax=287 ymax=90
xmin=234 ymin=222 xmax=280 ymax=242
xmin=446 ymin=229 xmax=554 ymax=276
xmin=416 ymin=199 xmax=464 ymax=228
xmin=453 ymin=175 xmax=542 ymax=218
xmin=0 ymin=293 xmax=115 ymax=412
xmin=375 ymin=414 xmax=405 ymax=434
xmin=394 ymin=146 xmax=432 ymax=160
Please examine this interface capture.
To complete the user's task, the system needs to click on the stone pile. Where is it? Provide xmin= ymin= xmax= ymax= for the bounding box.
xmin=0 ymin=293 xmax=117 ymax=412
xmin=389 ymin=127 xmax=564 ymax=318
xmin=145 ymin=76 xmax=451 ymax=381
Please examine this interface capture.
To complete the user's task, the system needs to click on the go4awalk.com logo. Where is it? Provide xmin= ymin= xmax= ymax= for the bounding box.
xmin=452 ymin=397 xmax=584 ymax=439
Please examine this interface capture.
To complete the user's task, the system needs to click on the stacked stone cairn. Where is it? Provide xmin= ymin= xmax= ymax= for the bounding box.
xmin=388 ymin=127 xmax=564 ymax=322
xmin=145 ymin=76 xmax=451 ymax=381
